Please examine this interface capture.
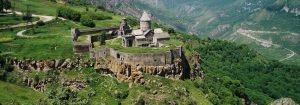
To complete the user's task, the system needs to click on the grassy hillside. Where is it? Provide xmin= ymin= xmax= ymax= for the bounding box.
xmin=0 ymin=15 xmax=38 ymax=26
xmin=1 ymin=67 xmax=213 ymax=105
xmin=0 ymin=20 xmax=76 ymax=59
xmin=0 ymin=0 xmax=123 ymax=59
xmin=180 ymin=35 xmax=300 ymax=104
xmin=0 ymin=0 xmax=299 ymax=105
xmin=0 ymin=0 xmax=212 ymax=104
xmin=0 ymin=81 xmax=45 ymax=104
xmin=224 ymin=8 xmax=300 ymax=65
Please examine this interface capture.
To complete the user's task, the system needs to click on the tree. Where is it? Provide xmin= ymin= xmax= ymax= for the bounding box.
xmin=0 ymin=0 xmax=11 ymax=12
xmin=80 ymin=15 xmax=95 ymax=28
xmin=99 ymin=32 xmax=107 ymax=45
xmin=3 ymin=0 xmax=10 ymax=11
xmin=135 ymin=96 xmax=145 ymax=105
xmin=57 ymin=7 xmax=81 ymax=21
xmin=85 ymin=6 xmax=89 ymax=11
xmin=0 ymin=0 xmax=3 ymax=12
xmin=23 ymin=5 xmax=35 ymax=34
xmin=37 ymin=20 xmax=45 ymax=26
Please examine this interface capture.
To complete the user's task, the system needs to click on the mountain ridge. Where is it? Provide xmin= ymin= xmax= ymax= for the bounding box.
xmin=91 ymin=0 xmax=300 ymax=65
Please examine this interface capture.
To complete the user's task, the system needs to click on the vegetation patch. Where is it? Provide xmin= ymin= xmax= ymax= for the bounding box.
xmin=0 ymin=19 xmax=81 ymax=59
xmin=80 ymin=14 xmax=95 ymax=28
xmin=161 ymin=39 xmax=184 ymax=46
xmin=0 ymin=37 xmax=14 ymax=43
xmin=0 ymin=81 xmax=45 ymax=104
xmin=104 ymin=38 xmax=170 ymax=53
xmin=0 ymin=14 xmax=38 ymax=26
xmin=57 ymin=7 xmax=81 ymax=21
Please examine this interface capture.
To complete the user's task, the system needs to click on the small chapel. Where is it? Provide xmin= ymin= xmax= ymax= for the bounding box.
xmin=120 ymin=11 xmax=170 ymax=47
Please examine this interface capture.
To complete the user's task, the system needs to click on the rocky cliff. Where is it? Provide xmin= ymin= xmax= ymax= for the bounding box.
xmin=270 ymin=98 xmax=298 ymax=105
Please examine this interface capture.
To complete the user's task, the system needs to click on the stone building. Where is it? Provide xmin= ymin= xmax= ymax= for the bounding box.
xmin=71 ymin=11 xmax=171 ymax=52
xmin=121 ymin=11 xmax=170 ymax=47
xmin=68 ymin=11 xmax=198 ymax=81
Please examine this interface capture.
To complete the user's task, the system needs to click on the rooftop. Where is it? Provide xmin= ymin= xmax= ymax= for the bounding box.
xmin=154 ymin=32 xmax=170 ymax=39
xmin=140 ymin=11 xmax=151 ymax=21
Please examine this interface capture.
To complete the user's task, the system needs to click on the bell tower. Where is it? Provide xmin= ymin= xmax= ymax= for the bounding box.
xmin=140 ymin=11 xmax=151 ymax=31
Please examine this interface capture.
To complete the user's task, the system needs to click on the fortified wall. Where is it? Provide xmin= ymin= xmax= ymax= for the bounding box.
xmin=70 ymin=14 xmax=202 ymax=83
xmin=90 ymin=47 xmax=182 ymax=66
xmin=71 ymin=28 xmax=118 ymax=53
xmin=91 ymin=46 xmax=192 ymax=83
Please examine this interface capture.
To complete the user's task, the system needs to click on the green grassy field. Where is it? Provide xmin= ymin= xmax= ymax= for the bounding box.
xmin=13 ymin=0 xmax=75 ymax=16
xmin=12 ymin=0 xmax=122 ymax=28
xmin=0 ymin=0 xmax=123 ymax=59
xmin=0 ymin=19 xmax=77 ymax=59
xmin=0 ymin=14 xmax=38 ymax=26
xmin=0 ymin=81 xmax=45 ymax=104
xmin=104 ymin=38 xmax=183 ymax=53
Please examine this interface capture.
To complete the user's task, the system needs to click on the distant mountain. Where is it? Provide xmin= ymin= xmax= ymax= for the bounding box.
xmin=90 ymin=0 xmax=300 ymax=65
xmin=90 ymin=0 xmax=298 ymax=34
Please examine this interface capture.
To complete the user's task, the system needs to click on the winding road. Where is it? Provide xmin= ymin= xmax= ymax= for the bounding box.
xmin=0 ymin=11 xmax=57 ymax=30
xmin=237 ymin=29 xmax=297 ymax=61
xmin=0 ymin=10 xmax=65 ymax=38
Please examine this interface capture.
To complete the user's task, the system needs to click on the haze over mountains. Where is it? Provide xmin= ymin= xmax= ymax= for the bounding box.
xmin=0 ymin=0 xmax=299 ymax=104
xmin=92 ymin=0 xmax=300 ymax=64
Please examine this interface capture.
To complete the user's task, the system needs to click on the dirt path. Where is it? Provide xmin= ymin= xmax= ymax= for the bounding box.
xmin=16 ymin=30 xmax=38 ymax=38
xmin=280 ymin=48 xmax=296 ymax=61
xmin=237 ymin=28 xmax=297 ymax=61
xmin=0 ymin=11 xmax=55 ymax=30
xmin=0 ymin=10 xmax=65 ymax=30
xmin=1 ymin=10 xmax=66 ymax=38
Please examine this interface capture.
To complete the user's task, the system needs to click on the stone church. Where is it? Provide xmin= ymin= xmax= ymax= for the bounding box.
xmin=120 ymin=11 xmax=170 ymax=47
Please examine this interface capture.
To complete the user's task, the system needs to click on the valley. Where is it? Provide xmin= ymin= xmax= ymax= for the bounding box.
xmin=0 ymin=0 xmax=299 ymax=105
xmin=95 ymin=0 xmax=300 ymax=65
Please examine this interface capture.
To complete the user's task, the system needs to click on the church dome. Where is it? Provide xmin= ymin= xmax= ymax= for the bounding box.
xmin=140 ymin=11 xmax=151 ymax=21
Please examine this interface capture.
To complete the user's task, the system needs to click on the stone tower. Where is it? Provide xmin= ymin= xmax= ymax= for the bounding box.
xmin=119 ymin=18 xmax=131 ymax=36
xmin=140 ymin=11 xmax=151 ymax=32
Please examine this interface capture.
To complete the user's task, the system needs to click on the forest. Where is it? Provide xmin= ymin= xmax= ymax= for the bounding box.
xmin=0 ymin=0 xmax=299 ymax=104
xmin=178 ymin=34 xmax=300 ymax=104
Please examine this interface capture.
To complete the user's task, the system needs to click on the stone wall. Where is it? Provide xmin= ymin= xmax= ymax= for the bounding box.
xmin=91 ymin=47 xmax=183 ymax=66
xmin=91 ymin=46 xmax=190 ymax=82
xmin=71 ymin=28 xmax=118 ymax=41
xmin=73 ymin=42 xmax=90 ymax=53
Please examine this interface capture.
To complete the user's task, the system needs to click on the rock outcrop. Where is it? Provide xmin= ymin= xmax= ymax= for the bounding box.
xmin=94 ymin=55 xmax=192 ymax=84
xmin=11 ymin=57 xmax=94 ymax=72
xmin=62 ymin=79 xmax=87 ymax=90
xmin=22 ymin=76 xmax=49 ymax=92
xmin=270 ymin=98 xmax=298 ymax=105
xmin=190 ymin=52 xmax=204 ymax=80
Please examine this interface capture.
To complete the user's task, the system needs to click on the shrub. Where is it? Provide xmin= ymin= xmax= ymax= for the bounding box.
xmin=36 ymin=21 xmax=45 ymax=26
xmin=135 ymin=96 xmax=145 ymax=105
xmin=85 ymin=6 xmax=89 ymax=11
xmin=66 ymin=0 xmax=88 ymax=6
xmin=85 ymin=12 xmax=112 ymax=20
xmin=0 ymin=37 xmax=14 ymax=43
xmin=49 ymin=0 xmax=56 ymax=3
xmin=114 ymin=90 xmax=129 ymax=99
xmin=80 ymin=15 xmax=95 ymax=28
xmin=57 ymin=7 xmax=81 ymax=21
xmin=126 ymin=17 xmax=139 ymax=27
xmin=22 ymin=12 xmax=32 ymax=21
xmin=97 ymin=5 xmax=106 ymax=11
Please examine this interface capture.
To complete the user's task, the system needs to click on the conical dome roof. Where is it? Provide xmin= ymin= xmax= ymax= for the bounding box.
xmin=140 ymin=11 xmax=151 ymax=21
